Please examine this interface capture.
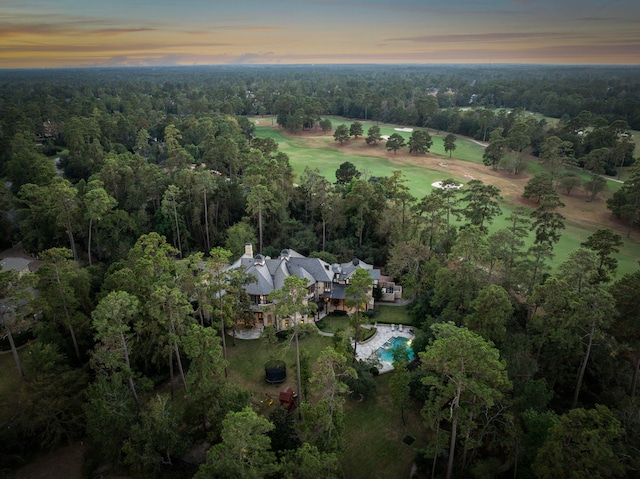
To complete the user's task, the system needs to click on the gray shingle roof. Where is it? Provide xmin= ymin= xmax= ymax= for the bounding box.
xmin=228 ymin=247 xmax=380 ymax=297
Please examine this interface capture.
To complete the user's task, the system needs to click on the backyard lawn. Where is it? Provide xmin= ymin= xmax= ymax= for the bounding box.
xmin=374 ymin=304 xmax=413 ymax=325
xmin=225 ymin=328 xmax=427 ymax=479
xmin=224 ymin=332 xmax=334 ymax=400
xmin=315 ymin=313 xmax=352 ymax=335
xmin=341 ymin=373 xmax=428 ymax=479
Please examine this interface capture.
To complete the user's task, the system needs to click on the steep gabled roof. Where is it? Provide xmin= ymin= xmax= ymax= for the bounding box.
xmin=244 ymin=262 xmax=273 ymax=296
xmin=335 ymin=258 xmax=380 ymax=282
xmin=228 ymin=246 xmax=380 ymax=297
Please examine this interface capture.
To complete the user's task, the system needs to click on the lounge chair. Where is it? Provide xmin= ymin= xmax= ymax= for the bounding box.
xmin=399 ymin=324 xmax=403 ymax=332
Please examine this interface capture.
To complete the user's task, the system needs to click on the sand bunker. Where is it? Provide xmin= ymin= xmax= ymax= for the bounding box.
xmin=432 ymin=181 xmax=463 ymax=189
xmin=394 ymin=127 xmax=414 ymax=133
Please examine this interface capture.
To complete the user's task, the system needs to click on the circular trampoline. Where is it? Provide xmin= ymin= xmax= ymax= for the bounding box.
xmin=265 ymin=359 xmax=287 ymax=383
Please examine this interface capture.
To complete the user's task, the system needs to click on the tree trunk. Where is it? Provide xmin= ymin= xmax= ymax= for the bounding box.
xmin=295 ymin=319 xmax=303 ymax=421
xmin=120 ymin=330 xmax=138 ymax=403
xmin=322 ymin=218 xmax=326 ymax=252
xmin=172 ymin=200 xmax=182 ymax=259
xmin=68 ymin=321 xmax=81 ymax=363
xmin=169 ymin=349 xmax=174 ymax=395
xmin=203 ymin=190 xmax=211 ymax=252
xmin=7 ymin=330 xmax=24 ymax=377
xmin=431 ymin=421 xmax=440 ymax=479
xmin=258 ymin=205 xmax=263 ymax=254
xmin=572 ymin=321 xmax=596 ymax=409
xmin=54 ymin=263 xmax=81 ymax=363
xmin=61 ymin=202 xmax=78 ymax=261
xmin=88 ymin=217 xmax=93 ymax=266
xmin=447 ymin=413 xmax=458 ymax=479
xmin=446 ymin=381 xmax=462 ymax=479
xmin=174 ymin=340 xmax=188 ymax=391
xmin=631 ymin=355 xmax=640 ymax=397
xmin=353 ymin=307 xmax=359 ymax=363
xmin=219 ymin=296 xmax=228 ymax=379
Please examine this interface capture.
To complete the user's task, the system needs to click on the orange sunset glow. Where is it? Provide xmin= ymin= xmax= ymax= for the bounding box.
xmin=1 ymin=1 xmax=639 ymax=68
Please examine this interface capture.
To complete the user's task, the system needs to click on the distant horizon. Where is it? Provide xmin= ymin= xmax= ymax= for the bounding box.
xmin=3 ymin=0 xmax=639 ymax=68
xmin=2 ymin=62 xmax=640 ymax=72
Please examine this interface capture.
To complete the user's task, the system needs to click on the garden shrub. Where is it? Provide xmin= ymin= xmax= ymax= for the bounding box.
xmin=359 ymin=326 xmax=377 ymax=342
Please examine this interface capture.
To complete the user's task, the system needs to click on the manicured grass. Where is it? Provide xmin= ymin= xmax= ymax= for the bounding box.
xmin=341 ymin=374 xmax=428 ymax=479
xmin=254 ymin=119 xmax=640 ymax=279
xmin=316 ymin=314 xmax=352 ymax=334
xmin=374 ymin=305 xmax=413 ymax=325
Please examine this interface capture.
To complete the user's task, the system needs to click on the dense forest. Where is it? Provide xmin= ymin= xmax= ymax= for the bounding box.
xmin=1 ymin=65 xmax=640 ymax=478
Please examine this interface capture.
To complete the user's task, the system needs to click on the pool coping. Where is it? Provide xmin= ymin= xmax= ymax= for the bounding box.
xmin=354 ymin=324 xmax=415 ymax=374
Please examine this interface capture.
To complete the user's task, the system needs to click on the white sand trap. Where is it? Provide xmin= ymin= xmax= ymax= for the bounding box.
xmin=381 ymin=135 xmax=390 ymax=140
xmin=432 ymin=181 xmax=463 ymax=189
xmin=394 ymin=127 xmax=413 ymax=133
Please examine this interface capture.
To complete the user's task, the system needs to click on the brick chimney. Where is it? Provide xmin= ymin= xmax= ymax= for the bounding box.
xmin=244 ymin=243 xmax=253 ymax=258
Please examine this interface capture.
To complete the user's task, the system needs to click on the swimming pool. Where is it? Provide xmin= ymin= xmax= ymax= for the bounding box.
xmin=377 ymin=336 xmax=415 ymax=363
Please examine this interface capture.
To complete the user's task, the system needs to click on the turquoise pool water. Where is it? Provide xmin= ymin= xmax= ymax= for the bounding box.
xmin=377 ymin=336 xmax=415 ymax=363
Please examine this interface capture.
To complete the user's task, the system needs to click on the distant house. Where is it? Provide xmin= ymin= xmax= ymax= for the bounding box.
xmin=227 ymin=244 xmax=387 ymax=330
xmin=0 ymin=257 xmax=34 ymax=277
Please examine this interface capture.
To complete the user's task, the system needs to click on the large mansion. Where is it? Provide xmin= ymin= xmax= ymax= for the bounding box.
xmin=227 ymin=244 xmax=401 ymax=330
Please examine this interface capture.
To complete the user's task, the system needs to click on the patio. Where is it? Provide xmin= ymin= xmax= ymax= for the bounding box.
xmin=354 ymin=323 xmax=415 ymax=374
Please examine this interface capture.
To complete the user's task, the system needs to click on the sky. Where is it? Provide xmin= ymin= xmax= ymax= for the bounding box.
xmin=1 ymin=0 xmax=639 ymax=68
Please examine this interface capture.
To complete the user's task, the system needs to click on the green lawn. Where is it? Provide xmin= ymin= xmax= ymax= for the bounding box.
xmin=254 ymin=119 xmax=640 ymax=278
xmin=316 ymin=314 xmax=352 ymax=334
xmin=341 ymin=374 xmax=428 ymax=479
xmin=374 ymin=305 xmax=413 ymax=325
xmin=224 ymin=332 xmax=334 ymax=399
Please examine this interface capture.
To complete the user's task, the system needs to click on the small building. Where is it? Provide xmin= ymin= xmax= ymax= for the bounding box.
xmin=0 ymin=257 xmax=33 ymax=277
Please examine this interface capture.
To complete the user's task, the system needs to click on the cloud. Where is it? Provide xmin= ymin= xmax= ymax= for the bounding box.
xmin=385 ymin=32 xmax=586 ymax=44
xmin=92 ymin=28 xmax=158 ymax=37
xmin=0 ymin=41 xmax=232 ymax=54
xmin=228 ymin=52 xmax=275 ymax=64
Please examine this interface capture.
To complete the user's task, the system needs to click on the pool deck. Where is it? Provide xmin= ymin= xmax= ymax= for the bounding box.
xmin=354 ymin=324 xmax=415 ymax=374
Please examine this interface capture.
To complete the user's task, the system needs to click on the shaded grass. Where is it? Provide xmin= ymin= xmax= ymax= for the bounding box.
xmin=0 ymin=349 xmax=25 ymax=424
xmin=224 ymin=329 xmax=428 ymax=479
xmin=341 ymin=374 xmax=428 ymax=479
xmin=316 ymin=314 xmax=352 ymax=334
xmin=224 ymin=332 xmax=333 ymax=399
